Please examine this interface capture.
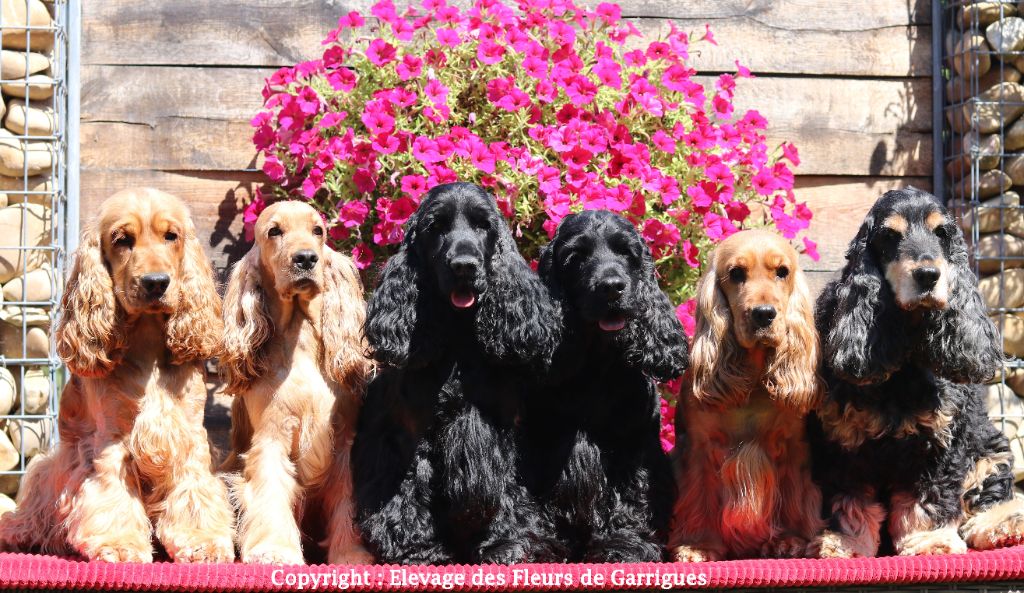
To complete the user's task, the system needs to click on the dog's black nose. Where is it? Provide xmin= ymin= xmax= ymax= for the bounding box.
xmin=751 ymin=305 xmax=777 ymax=328
xmin=292 ymin=250 xmax=319 ymax=271
xmin=599 ymin=277 xmax=626 ymax=300
xmin=140 ymin=273 xmax=170 ymax=298
xmin=913 ymin=266 xmax=940 ymax=290
xmin=450 ymin=255 xmax=479 ymax=278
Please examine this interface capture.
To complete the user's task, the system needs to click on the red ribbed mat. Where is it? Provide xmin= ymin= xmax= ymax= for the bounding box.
xmin=1 ymin=547 xmax=1024 ymax=591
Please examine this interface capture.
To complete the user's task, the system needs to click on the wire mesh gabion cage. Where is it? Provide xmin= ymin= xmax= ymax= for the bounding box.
xmin=0 ymin=0 xmax=76 ymax=501
xmin=942 ymin=0 xmax=1024 ymax=488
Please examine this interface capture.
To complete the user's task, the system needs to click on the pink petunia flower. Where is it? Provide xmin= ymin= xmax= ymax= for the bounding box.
xmin=401 ymin=174 xmax=430 ymax=199
xmin=424 ymin=78 xmax=449 ymax=104
xmin=327 ymin=68 xmax=356 ymax=92
xmin=702 ymin=23 xmax=717 ymax=45
xmin=352 ymin=243 xmax=374 ymax=269
xmin=781 ymin=142 xmax=801 ymax=167
xmin=651 ymin=129 xmax=675 ymax=154
xmin=477 ymin=40 xmax=506 ymax=65
xmin=681 ymin=240 xmax=699 ymax=268
xmin=242 ymin=193 xmax=267 ymax=243
xmin=366 ymin=39 xmax=397 ymax=66
xmin=436 ymin=27 xmax=461 ymax=47
xmin=361 ymin=110 xmax=395 ymax=136
xmin=339 ymin=200 xmax=370 ymax=228
xmin=396 ymin=54 xmax=423 ymax=80
xmin=676 ymin=299 xmax=697 ymax=337
xmin=338 ymin=11 xmax=365 ymax=29
xmin=802 ymin=237 xmax=820 ymax=261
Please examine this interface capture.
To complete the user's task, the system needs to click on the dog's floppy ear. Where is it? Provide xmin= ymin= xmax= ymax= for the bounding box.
xmin=320 ymin=247 xmax=373 ymax=392
xmin=537 ymin=242 xmax=561 ymax=300
xmin=819 ymin=211 xmax=907 ymax=385
xmin=922 ymin=221 xmax=1003 ymax=383
xmin=55 ymin=225 xmax=126 ymax=377
xmin=623 ymin=248 xmax=688 ymax=382
xmin=476 ymin=221 xmax=560 ymax=366
xmin=167 ymin=218 xmax=224 ymax=364
xmin=220 ymin=248 xmax=272 ymax=394
xmin=765 ymin=264 xmax=821 ymax=413
xmin=364 ymin=213 xmax=433 ymax=367
xmin=690 ymin=255 xmax=748 ymax=406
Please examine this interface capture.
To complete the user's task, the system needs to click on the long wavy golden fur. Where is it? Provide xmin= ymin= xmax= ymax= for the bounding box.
xmin=0 ymin=188 xmax=235 ymax=563
xmin=670 ymin=230 xmax=824 ymax=561
xmin=220 ymin=200 xmax=372 ymax=565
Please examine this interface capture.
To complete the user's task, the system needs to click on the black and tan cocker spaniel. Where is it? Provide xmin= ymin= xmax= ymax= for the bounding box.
xmin=352 ymin=182 xmax=560 ymax=564
xmin=522 ymin=210 xmax=688 ymax=562
xmin=810 ymin=187 xmax=1024 ymax=557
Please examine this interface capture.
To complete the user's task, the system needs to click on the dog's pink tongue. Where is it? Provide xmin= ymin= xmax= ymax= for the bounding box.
xmin=450 ymin=290 xmax=476 ymax=309
xmin=599 ymin=315 xmax=626 ymax=332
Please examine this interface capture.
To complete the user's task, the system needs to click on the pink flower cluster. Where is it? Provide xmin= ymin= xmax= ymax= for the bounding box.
xmin=249 ymin=0 xmax=816 ymax=450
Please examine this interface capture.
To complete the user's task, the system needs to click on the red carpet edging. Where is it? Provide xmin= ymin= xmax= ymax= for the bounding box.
xmin=1 ymin=547 xmax=1024 ymax=591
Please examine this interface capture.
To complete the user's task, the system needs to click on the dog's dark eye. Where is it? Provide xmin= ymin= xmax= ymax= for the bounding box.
xmin=934 ymin=224 xmax=949 ymax=240
xmin=313 ymin=226 xmax=324 ymax=236
xmin=268 ymin=227 xmax=283 ymax=238
xmin=728 ymin=267 xmax=746 ymax=283
xmin=113 ymin=235 xmax=134 ymax=249
xmin=164 ymin=231 xmax=178 ymax=242
xmin=776 ymin=266 xmax=789 ymax=279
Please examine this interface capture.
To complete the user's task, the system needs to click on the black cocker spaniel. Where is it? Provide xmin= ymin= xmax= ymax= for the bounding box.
xmin=522 ymin=210 xmax=688 ymax=562
xmin=352 ymin=182 xmax=560 ymax=564
xmin=810 ymin=187 xmax=1024 ymax=557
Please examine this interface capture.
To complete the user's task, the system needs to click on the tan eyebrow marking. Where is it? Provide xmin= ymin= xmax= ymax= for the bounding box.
xmin=925 ymin=210 xmax=946 ymax=231
xmin=882 ymin=214 xmax=908 ymax=234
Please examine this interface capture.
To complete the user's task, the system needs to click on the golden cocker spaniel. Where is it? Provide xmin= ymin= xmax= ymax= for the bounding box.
xmin=670 ymin=229 xmax=823 ymax=561
xmin=0 ymin=188 xmax=234 ymax=562
xmin=220 ymin=200 xmax=372 ymax=565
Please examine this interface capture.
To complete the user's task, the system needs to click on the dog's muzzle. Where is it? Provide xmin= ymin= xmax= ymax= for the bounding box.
xmin=447 ymin=254 xmax=481 ymax=309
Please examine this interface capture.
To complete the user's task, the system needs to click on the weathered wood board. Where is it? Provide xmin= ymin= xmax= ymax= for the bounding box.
xmin=83 ymin=1 xmax=930 ymax=76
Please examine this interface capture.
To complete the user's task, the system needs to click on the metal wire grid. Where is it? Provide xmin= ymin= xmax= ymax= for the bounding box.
xmin=942 ymin=0 xmax=1024 ymax=457
xmin=0 ymin=0 xmax=74 ymax=491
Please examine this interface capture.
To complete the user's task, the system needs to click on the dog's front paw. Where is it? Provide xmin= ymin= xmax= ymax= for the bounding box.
xmin=90 ymin=544 xmax=154 ymax=563
xmin=478 ymin=541 xmax=528 ymax=565
xmin=962 ymin=499 xmax=1024 ymax=550
xmin=243 ymin=543 xmax=305 ymax=565
xmin=587 ymin=541 xmax=662 ymax=563
xmin=671 ymin=545 xmax=721 ymax=563
xmin=896 ymin=527 xmax=967 ymax=556
xmin=166 ymin=534 xmax=235 ymax=564
xmin=762 ymin=534 xmax=810 ymax=558
xmin=810 ymin=530 xmax=877 ymax=559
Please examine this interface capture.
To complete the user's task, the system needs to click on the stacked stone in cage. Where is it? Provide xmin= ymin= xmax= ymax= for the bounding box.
xmin=944 ymin=0 xmax=1024 ymax=490
xmin=0 ymin=0 xmax=63 ymax=513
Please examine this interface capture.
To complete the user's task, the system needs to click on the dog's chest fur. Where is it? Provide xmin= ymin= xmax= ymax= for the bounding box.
xmin=246 ymin=315 xmax=339 ymax=486
xmin=79 ymin=316 xmax=208 ymax=484
xmin=818 ymin=365 xmax=957 ymax=453
xmin=685 ymin=388 xmax=811 ymax=553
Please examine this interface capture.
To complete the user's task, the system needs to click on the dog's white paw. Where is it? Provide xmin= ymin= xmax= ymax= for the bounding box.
xmin=962 ymin=499 xmax=1024 ymax=550
xmin=810 ymin=530 xmax=877 ymax=559
xmin=243 ymin=543 xmax=305 ymax=565
xmin=671 ymin=544 xmax=721 ymax=562
xmin=896 ymin=527 xmax=967 ymax=556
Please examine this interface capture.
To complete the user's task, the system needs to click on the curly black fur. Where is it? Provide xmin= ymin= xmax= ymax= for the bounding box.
xmin=353 ymin=183 xmax=560 ymax=564
xmin=811 ymin=187 xmax=1011 ymax=552
xmin=522 ymin=210 xmax=688 ymax=562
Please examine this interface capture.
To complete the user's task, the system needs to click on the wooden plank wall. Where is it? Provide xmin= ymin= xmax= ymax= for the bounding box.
xmin=80 ymin=0 xmax=933 ymax=290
